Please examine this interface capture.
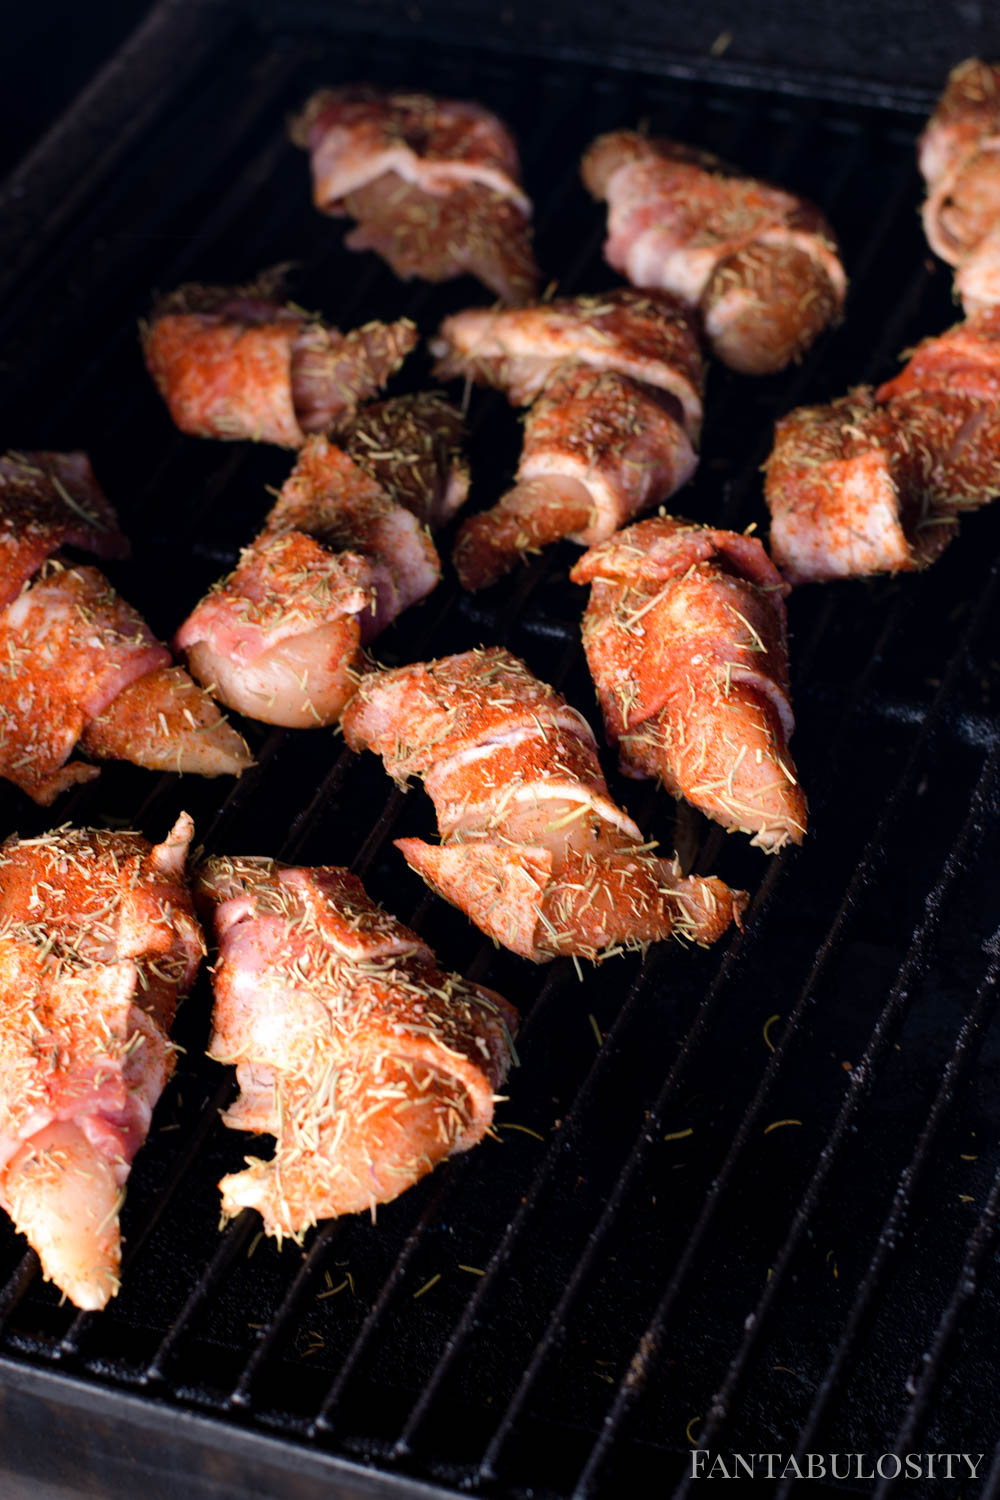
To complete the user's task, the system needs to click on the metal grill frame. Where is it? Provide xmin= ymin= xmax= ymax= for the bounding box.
xmin=1 ymin=5 xmax=1000 ymax=1499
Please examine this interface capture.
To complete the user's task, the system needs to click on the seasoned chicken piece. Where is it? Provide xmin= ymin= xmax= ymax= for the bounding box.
xmin=342 ymin=648 xmax=745 ymax=962
xmin=0 ymin=816 xmax=203 ymax=1308
xmin=0 ymin=451 xmax=128 ymax=608
xmin=80 ymin=666 xmax=252 ymax=778
xmin=581 ymin=131 xmax=846 ymax=374
xmin=196 ymin=856 xmax=517 ymax=1238
xmin=919 ymin=60 xmax=1000 ymax=314
xmin=291 ymin=87 xmax=540 ymax=304
xmin=764 ymin=389 xmax=956 ymax=585
xmin=0 ymin=563 xmax=250 ymax=804
xmin=344 ymin=394 xmax=469 ymax=527
xmin=572 ymin=518 xmax=805 ymax=851
xmin=177 ymin=531 xmax=374 ymax=730
xmin=453 ymin=367 xmax=696 ymax=589
xmin=143 ymin=278 xmax=416 ymax=446
xmin=0 ymin=564 xmax=168 ymax=803
xmin=875 ymin=308 xmax=1000 ymax=514
xmin=176 ymin=436 xmax=440 ymax=727
xmin=432 ymin=288 xmax=704 ymax=433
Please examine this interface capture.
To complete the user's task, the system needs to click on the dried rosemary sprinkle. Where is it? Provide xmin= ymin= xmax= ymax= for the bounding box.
xmin=412 ymin=1273 xmax=442 ymax=1300
xmin=498 ymin=1122 xmax=545 ymax=1142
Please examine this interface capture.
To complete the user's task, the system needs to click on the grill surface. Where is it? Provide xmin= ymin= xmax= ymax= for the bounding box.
xmin=1 ymin=6 xmax=1000 ymax=1499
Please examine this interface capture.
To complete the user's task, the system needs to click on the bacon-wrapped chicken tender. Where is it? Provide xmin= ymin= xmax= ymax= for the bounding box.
xmin=143 ymin=280 xmax=416 ymax=446
xmin=432 ymin=288 xmax=704 ymax=431
xmin=291 ymin=87 xmax=540 ymax=305
xmin=195 ymin=855 xmax=517 ymax=1238
xmin=176 ymin=532 xmax=373 ymax=731
xmin=433 ymin=290 xmax=705 ymax=588
xmin=0 ymin=816 xmax=203 ymax=1308
xmin=0 ymin=452 xmax=250 ymax=801
xmin=175 ymin=434 xmax=441 ymax=727
xmin=572 ymin=518 xmax=805 ymax=851
xmin=453 ymin=366 xmax=697 ymax=589
xmin=0 ymin=563 xmax=250 ymax=804
xmin=342 ymin=648 xmax=745 ymax=962
xmin=0 ymin=451 xmax=128 ymax=608
xmin=581 ymin=131 xmax=846 ymax=374
xmin=919 ymin=60 xmax=1000 ymax=314
xmin=764 ymin=389 xmax=955 ymax=586
xmin=875 ymin=308 xmax=1000 ymax=513
xmin=0 ymin=564 xmax=170 ymax=803
xmin=765 ymin=311 xmax=1000 ymax=589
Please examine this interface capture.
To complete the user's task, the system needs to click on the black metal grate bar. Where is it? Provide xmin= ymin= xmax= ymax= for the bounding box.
xmin=667 ymin=743 xmax=1000 ymax=1496
xmin=776 ymin=940 xmax=1000 ymax=1492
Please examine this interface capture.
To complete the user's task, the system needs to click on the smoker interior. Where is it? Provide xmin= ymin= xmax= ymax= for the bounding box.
xmin=1 ymin=7 xmax=1000 ymax=1498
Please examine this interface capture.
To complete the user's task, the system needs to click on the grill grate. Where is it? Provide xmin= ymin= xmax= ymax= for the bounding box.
xmin=1 ymin=7 xmax=1000 ymax=1499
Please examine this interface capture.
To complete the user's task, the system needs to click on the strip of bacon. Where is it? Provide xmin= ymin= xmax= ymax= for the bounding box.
xmin=0 ymin=815 xmax=203 ymax=1308
xmin=571 ymin=517 xmax=806 ymax=851
xmin=291 ymin=87 xmax=539 ymax=305
xmin=0 ymin=451 xmax=128 ymax=609
xmin=143 ymin=279 xmax=416 ymax=446
xmin=432 ymin=288 xmax=705 ymax=433
xmin=919 ymin=60 xmax=1000 ymax=314
xmin=581 ymin=131 xmax=846 ymax=374
xmin=342 ymin=648 xmax=745 ymax=962
xmin=195 ymin=855 xmax=517 ymax=1239
xmin=453 ymin=366 xmax=696 ymax=589
xmin=175 ymin=436 xmax=441 ymax=727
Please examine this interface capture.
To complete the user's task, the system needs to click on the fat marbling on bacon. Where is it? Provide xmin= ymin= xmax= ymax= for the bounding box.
xmin=142 ymin=277 xmax=417 ymax=446
xmin=431 ymin=289 xmax=704 ymax=588
xmin=581 ymin=131 xmax=846 ymax=375
xmin=0 ymin=815 xmax=203 ymax=1309
xmin=0 ymin=454 xmax=250 ymax=803
xmin=196 ymin=855 xmax=517 ymax=1238
xmin=291 ymin=86 xmax=540 ymax=305
xmin=572 ymin=517 xmax=805 ymax=851
xmin=175 ymin=397 xmax=468 ymax=727
xmin=342 ymin=648 xmax=746 ymax=962
xmin=919 ymin=60 xmax=1000 ymax=314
